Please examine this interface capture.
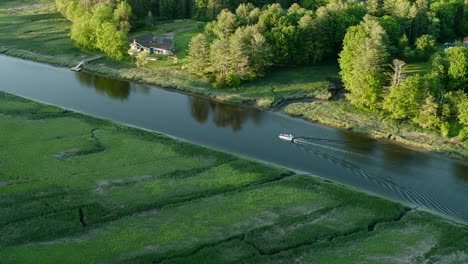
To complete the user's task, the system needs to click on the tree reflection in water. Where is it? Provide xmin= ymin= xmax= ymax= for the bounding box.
xmin=75 ymin=72 xmax=131 ymax=100
xmin=453 ymin=161 xmax=468 ymax=184
xmin=189 ymin=97 xmax=262 ymax=131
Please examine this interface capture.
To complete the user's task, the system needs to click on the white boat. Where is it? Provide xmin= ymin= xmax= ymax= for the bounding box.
xmin=279 ymin=134 xmax=294 ymax=142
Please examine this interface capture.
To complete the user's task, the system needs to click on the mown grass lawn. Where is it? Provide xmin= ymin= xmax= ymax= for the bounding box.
xmin=1 ymin=92 xmax=467 ymax=263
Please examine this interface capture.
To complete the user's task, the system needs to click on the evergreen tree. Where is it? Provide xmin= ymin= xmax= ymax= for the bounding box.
xmin=212 ymin=9 xmax=238 ymax=39
xmin=249 ymin=29 xmax=273 ymax=77
xmin=367 ymin=0 xmax=383 ymax=16
xmin=145 ymin=11 xmax=154 ymax=28
xmin=415 ymin=94 xmax=440 ymax=129
xmin=339 ymin=15 xmax=389 ymax=111
xmin=210 ymin=38 xmax=230 ymax=87
xmin=458 ymin=96 xmax=468 ymax=140
xmin=186 ymin=33 xmax=211 ymax=74
xmin=229 ymin=27 xmax=253 ymax=80
xmin=113 ymin=1 xmax=132 ymax=32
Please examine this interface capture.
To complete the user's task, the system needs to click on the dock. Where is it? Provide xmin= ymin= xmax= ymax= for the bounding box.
xmin=71 ymin=55 xmax=104 ymax=72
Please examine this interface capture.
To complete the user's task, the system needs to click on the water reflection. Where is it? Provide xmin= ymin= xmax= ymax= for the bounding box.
xmin=336 ymin=129 xmax=378 ymax=155
xmin=189 ymin=97 xmax=262 ymax=131
xmin=454 ymin=162 xmax=468 ymax=184
xmin=75 ymin=72 xmax=131 ymax=100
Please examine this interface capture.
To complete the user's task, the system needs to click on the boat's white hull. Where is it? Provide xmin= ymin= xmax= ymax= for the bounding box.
xmin=279 ymin=134 xmax=294 ymax=142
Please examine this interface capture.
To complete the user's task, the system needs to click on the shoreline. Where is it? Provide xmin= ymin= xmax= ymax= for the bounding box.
xmin=1 ymin=49 xmax=466 ymax=159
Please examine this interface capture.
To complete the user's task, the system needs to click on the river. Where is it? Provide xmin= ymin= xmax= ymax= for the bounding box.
xmin=0 ymin=55 xmax=467 ymax=222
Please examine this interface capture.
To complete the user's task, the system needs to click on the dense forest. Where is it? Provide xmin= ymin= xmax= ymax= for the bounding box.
xmin=56 ymin=0 xmax=326 ymax=22
xmin=54 ymin=0 xmax=467 ymax=139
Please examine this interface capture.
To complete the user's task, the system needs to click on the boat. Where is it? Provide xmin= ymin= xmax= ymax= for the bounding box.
xmin=279 ymin=134 xmax=294 ymax=142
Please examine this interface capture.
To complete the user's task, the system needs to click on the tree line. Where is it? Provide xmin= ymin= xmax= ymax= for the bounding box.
xmin=185 ymin=2 xmax=366 ymax=87
xmin=186 ymin=0 xmax=466 ymax=139
xmin=55 ymin=0 xmax=132 ymax=60
xmin=126 ymin=0 xmax=312 ymax=22
xmin=340 ymin=15 xmax=467 ymax=139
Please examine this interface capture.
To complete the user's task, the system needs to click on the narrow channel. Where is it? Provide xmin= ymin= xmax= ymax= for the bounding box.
xmin=1 ymin=55 xmax=467 ymax=222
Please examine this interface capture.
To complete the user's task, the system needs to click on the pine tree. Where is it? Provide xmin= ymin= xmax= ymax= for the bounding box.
xmin=339 ymin=15 xmax=389 ymax=111
xmin=186 ymin=33 xmax=211 ymax=75
xmin=145 ymin=11 xmax=154 ymax=28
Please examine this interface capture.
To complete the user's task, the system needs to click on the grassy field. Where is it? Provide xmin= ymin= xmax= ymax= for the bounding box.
xmin=0 ymin=0 xmax=85 ymax=66
xmin=1 ymin=92 xmax=468 ymax=263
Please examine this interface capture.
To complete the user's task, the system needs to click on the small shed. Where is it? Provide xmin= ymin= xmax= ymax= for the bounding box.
xmin=129 ymin=33 xmax=174 ymax=55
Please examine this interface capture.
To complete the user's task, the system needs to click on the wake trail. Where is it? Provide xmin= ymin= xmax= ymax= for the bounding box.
xmin=294 ymin=143 xmax=468 ymax=222
xmin=293 ymin=138 xmax=370 ymax=159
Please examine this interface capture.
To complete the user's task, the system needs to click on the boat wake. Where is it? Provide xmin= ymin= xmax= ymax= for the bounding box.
xmin=292 ymin=137 xmax=468 ymax=223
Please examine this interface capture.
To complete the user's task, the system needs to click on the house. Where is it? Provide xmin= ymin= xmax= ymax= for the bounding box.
xmin=129 ymin=33 xmax=174 ymax=55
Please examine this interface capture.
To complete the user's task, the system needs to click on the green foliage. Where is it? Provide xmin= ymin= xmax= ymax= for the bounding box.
xmin=415 ymin=34 xmax=436 ymax=60
xmin=209 ymin=38 xmax=230 ymax=86
xmin=376 ymin=16 xmax=401 ymax=56
xmin=453 ymin=92 xmax=468 ymax=140
xmin=445 ymin=47 xmax=468 ymax=91
xmin=212 ymin=9 xmax=239 ymax=39
xmin=135 ymin=50 xmax=149 ymax=68
xmin=367 ymin=0 xmax=383 ymax=16
xmin=186 ymin=33 xmax=210 ymax=75
xmin=430 ymin=0 xmax=465 ymax=41
xmin=145 ymin=11 xmax=154 ymax=28
xmin=95 ymin=22 xmax=128 ymax=60
xmin=308 ymin=0 xmax=366 ymax=62
xmin=414 ymin=95 xmax=440 ymax=129
xmin=189 ymin=1 xmax=363 ymax=87
xmin=113 ymin=1 xmax=132 ymax=32
xmin=69 ymin=12 xmax=94 ymax=49
xmin=225 ymin=70 xmax=241 ymax=88
xmin=61 ymin=1 xmax=131 ymax=60
xmin=384 ymin=75 xmax=423 ymax=120
xmin=339 ymin=15 xmax=389 ymax=111
xmin=192 ymin=6 xmax=282 ymax=87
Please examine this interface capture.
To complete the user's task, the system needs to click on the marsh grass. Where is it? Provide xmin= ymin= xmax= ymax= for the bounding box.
xmin=1 ymin=92 xmax=467 ymax=263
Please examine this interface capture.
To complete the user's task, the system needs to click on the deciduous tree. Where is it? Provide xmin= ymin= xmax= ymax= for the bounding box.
xmin=383 ymin=75 xmax=423 ymax=119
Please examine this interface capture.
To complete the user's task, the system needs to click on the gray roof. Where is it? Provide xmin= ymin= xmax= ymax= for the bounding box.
xmin=130 ymin=33 xmax=173 ymax=51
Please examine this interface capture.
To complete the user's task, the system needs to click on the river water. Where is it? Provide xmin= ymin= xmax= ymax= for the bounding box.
xmin=0 ymin=55 xmax=467 ymax=222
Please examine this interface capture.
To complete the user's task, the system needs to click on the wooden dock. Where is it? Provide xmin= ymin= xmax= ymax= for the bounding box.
xmin=71 ymin=56 xmax=104 ymax=71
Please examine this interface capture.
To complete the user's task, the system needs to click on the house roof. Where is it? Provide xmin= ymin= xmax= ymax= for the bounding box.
xmin=130 ymin=33 xmax=173 ymax=51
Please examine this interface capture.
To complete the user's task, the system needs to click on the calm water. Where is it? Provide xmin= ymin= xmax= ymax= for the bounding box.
xmin=1 ymin=55 xmax=467 ymax=222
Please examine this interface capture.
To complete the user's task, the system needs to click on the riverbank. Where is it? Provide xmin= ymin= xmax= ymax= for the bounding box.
xmin=1 ymin=91 xmax=468 ymax=263
xmin=0 ymin=0 xmax=466 ymax=159
xmin=0 ymin=0 xmax=334 ymax=108
xmin=285 ymin=101 xmax=468 ymax=159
